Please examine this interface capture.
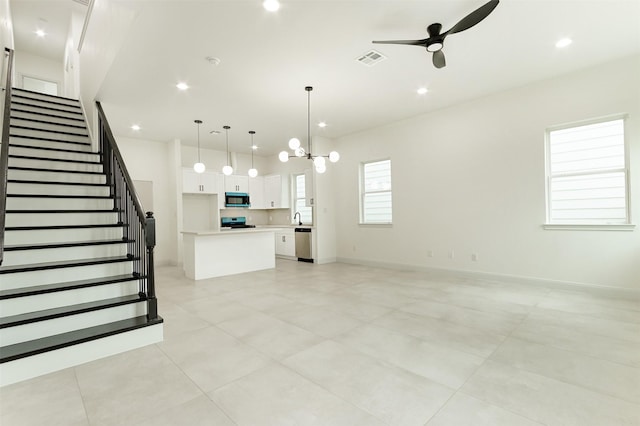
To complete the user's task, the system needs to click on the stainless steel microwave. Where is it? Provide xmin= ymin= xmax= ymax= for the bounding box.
xmin=225 ymin=192 xmax=250 ymax=207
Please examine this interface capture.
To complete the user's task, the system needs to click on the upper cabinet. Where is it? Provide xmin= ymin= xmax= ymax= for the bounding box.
xmin=224 ymin=175 xmax=249 ymax=193
xmin=249 ymin=176 xmax=265 ymax=210
xmin=304 ymin=168 xmax=314 ymax=207
xmin=182 ymin=168 xmax=219 ymax=194
xmin=264 ymin=174 xmax=290 ymax=209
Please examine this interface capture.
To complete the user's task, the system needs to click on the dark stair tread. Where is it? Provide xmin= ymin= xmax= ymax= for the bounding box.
xmin=10 ymin=124 xmax=89 ymax=137
xmin=0 ymin=315 xmax=163 ymax=363
xmin=5 ymin=209 xmax=120 ymax=214
xmin=11 ymin=94 xmax=82 ymax=110
xmin=7 ymin=179 xmax=109 ymax=187
xmin=9 ymin=154 xmax=98 ymax=165
xmin=10 ymin=116 xmax=88 ymax=129
xmin=9 ymin=143 xmax=96 ymax=155
xmin=4 ymin=238 xmax=132 ymax=251
xmin=10 ymin=107 xmax=86 ymax=122
xmin=0 ymin=255 xmax=138 ymax=274
xmin=10 ymin=100 xmax=84 ymax=116
xmin=9 ymin=134 xmax=90 ymax=145
xmin=12 ymin=88 xmax=81 ymax=103
xmin=8 ymin=166 xmax=103 ymax=175
xmin=5 ymin=223 xmax=124 ymax=231
xmin=7 ymin=194 xmax=112 ymax=200
xmin=0 ymin=294 xmax=146 ymax=328
xmin=0 ymin=274 xmax=144 ymax=300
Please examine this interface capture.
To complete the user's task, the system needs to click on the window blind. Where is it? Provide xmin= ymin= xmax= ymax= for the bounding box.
xmin=361 ymin=159 xmax=392 ymax=224
xmin=294 ymin=174 xmax=312 ymax=224
xmin=547 ymin=118 xmax=628 ymax=224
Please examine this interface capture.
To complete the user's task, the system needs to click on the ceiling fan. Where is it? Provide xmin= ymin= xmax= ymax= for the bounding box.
xmin=372 ymin=0 xmax=499 ymax=69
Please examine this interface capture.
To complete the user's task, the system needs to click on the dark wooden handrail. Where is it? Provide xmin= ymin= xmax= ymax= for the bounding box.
xmin=96 ymin=101 xmax=157 ymax=319
xmin=0 ymin=47 xmax=14 ymax=266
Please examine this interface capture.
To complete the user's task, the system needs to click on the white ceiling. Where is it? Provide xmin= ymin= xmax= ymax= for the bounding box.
xmin=10 ymin=0 xmax=640 ymax=156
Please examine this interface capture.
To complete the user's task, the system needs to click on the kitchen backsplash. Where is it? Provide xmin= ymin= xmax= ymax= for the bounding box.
xmin=219 ymin=208 xmax=291 ymax=226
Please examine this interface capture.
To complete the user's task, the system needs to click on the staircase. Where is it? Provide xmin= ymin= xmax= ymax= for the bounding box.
xmin=0 ymin=88 xmax=163 ymax=387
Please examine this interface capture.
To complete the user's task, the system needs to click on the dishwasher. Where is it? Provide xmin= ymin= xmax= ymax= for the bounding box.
xmin=294 ymin=228 xmax=313 ymax=262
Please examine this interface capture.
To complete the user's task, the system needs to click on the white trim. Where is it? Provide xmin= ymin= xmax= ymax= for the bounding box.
xmin=542 ymin=224 xmax=635 ymax=231
xmin=77 ymin=0 xmax=96 ymax=53
xmin=335 ymin=257 xmax=640 ymax=300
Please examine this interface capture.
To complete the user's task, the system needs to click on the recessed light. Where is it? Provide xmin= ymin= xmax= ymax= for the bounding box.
xmin=252 ymin=145 xmax=258 ymax=150
xmin=555 ymin=38 xmax=572 ymax=48
xmin=176 ymin=82 xmax=189 ymax=90
xmin=417 ymin=87 xmax=428 ymax=95
xmin=318 ymin=122 xmax=327 ymax=128
xmin=35 ymin=29 xmax=46 ymax=37
xmin=263 ymin=0 xmax=280 ymax=12
xmin=131 ymin=124 xmax=141 ymax=131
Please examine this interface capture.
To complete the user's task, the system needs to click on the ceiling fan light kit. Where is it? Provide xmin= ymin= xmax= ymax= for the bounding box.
xmin=279 ymin=86 xmax=339 ymax=174
xmin=372 ymin=0 xmax=499 ymax=69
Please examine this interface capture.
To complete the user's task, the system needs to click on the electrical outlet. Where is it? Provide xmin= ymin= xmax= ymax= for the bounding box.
xmin=352 ymin=245 xmax=357 ymax=252
xmin=471 ymin=253 xmax=478 ymax=262
xmin=427 ymin=250 xmax=433 ymax=258
xmin=448 ymin=250 xmax=455 ymax=259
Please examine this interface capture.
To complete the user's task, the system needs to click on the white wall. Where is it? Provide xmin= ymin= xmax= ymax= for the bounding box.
xmin=117 ymin=136 xmax=178 ymax=266
xmin=14 ymin=51 xmax=62 ymax=94
xmin=334 ymin=55 xmax=640 ymax=290
xmin=0 ymin=0 xmax=13 ymax=51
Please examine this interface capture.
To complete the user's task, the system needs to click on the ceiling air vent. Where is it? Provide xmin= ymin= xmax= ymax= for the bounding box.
xmin=356 ymin=50 xmax=387 ymax=66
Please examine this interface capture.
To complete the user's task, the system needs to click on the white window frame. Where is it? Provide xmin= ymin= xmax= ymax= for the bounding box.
xmin=292 ymin=173 xmax=312 ymax=225
xmin=359 ymin=158 xmax=392 ymax=225
xmin=544 ymin=114 xmax=634 ymax=231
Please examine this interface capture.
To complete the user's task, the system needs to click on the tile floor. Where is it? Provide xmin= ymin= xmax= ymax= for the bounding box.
xmin=1 ymin=260 xmax=639 ymax=425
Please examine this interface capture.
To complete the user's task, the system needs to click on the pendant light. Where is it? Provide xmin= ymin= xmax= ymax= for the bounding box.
xmin=279 ymin=86 xmax=339 ymax=173
xmin=248 ymin=130 xmax=258 ymax=178
xmin=193 ymin=119 xmax=205 ymax=173
xmin=222 ymin=125 xmax=233 ymax=176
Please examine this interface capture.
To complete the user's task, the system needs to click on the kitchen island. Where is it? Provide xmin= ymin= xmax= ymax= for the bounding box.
xmin=182 ymin=228 xmax=279 ymax=280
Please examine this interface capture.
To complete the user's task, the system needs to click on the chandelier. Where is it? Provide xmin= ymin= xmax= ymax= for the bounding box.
xmin=278 ymin=86 xmax=339 ymax=173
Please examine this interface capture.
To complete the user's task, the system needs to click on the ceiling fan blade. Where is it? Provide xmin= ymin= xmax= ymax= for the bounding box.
xmin=433 ymin=50 xmax=446 ymax=68
xmin=372 ymin=39 xmax=427 ymax=46
xmin=445 ymin=0 xmax=499 ymax=36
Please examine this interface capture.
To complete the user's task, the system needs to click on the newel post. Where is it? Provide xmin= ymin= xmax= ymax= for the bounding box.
xmin=145 ymin=211 xmax=158 ymax=320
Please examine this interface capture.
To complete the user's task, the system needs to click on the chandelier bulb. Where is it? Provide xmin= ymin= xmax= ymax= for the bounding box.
xmin=329 ymin=151 xmax=340 ymax=163
xmin=279 ymin=151 xmax=289 ymax=162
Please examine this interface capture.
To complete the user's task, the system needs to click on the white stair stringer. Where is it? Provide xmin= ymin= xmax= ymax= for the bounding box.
xmin=0 ymin=322 xmax=164 ymax=387
xmin=0 ymin=88 xmax=162 ymax=387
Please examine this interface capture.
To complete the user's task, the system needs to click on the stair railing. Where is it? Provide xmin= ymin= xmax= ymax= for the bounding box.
xmin=96 ymin=102 xmax=158 ymax=320
xmin=0 ymin=47 xmax=15 ymax=266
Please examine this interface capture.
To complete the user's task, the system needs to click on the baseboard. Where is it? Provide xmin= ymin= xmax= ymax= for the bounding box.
xmin=316 ymin=257 xmax=337 ymax=265
xmin=335 ymin=257 xmax=640 ymax=300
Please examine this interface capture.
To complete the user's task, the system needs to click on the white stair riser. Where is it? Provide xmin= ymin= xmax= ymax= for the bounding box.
xmin=11 ymin=97 xmax=82 ymax=113
xmin=0 ymin=302 xmax=147 ymax=346
xmin=0 ymin=281 xmax=139 ymax=317
xmin=0 ymin=261 xmax=134 ymax=289
xmin=4 ymin=225 xmax=122 ymax=246
xmin=2 ymin=243 xmax=128 ymax=266
xmin=9 ymin=157 xmax=102 ymax=173
xmin=9 ymin=136 xmax=92 ymax=153
xmin=10 ymin=118 xmax=88 ymax=136
xmin=7 ymin=182 xmax=109 ymax=197
xmin=5 ymin=212 xmax=119 ymax=227
xmin=11 ymin=103 xmax=84 ymax=120
xmin=13 ymin=91 xmax=81 ymax=107
xmin=7 ymin=169 xmax=105 ymax=184
xmin=6 ymin=196 xmax=113 ymax=210
xmin=0 ymin=323 xmax=163 ymax=387
xmin=10 ymin=110 xmax=86 ymax=127
xmin=9 ymin=146 xmax=99 ymax=163
xmin=10 ymin=128 xmax=89 ymax=144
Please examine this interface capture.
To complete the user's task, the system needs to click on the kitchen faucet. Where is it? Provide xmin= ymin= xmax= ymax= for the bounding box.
xmin=293 ymin=211 xmax=302 ymax=225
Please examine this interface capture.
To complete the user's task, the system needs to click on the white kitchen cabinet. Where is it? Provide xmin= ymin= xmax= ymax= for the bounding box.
xmin=304 ymin=168 xmax=314 ymax=207
xmin=264 ymin=174 xmax=290 ymax=209
xmin=275 ymin=229 xmax=295 ymax=257
xmin=249 ymin=176 xmax=265 ymax=210
xmin=224 ymin=175 xmax=249 ymax=193
xmin=182 ymin=168 xmax=219 ymax=194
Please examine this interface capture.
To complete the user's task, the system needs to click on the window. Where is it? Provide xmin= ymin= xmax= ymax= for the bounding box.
xmin=360 ymin=159 xmax=392 ymax=224
xmin=545 ymin=117 xmax=630 ymax=226
xmin=293 ymin=173 xmax=312 ymax=224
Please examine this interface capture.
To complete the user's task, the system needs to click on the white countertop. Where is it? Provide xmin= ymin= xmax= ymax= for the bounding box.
xmin=182 ymin=228 xmax=283 ymax=236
